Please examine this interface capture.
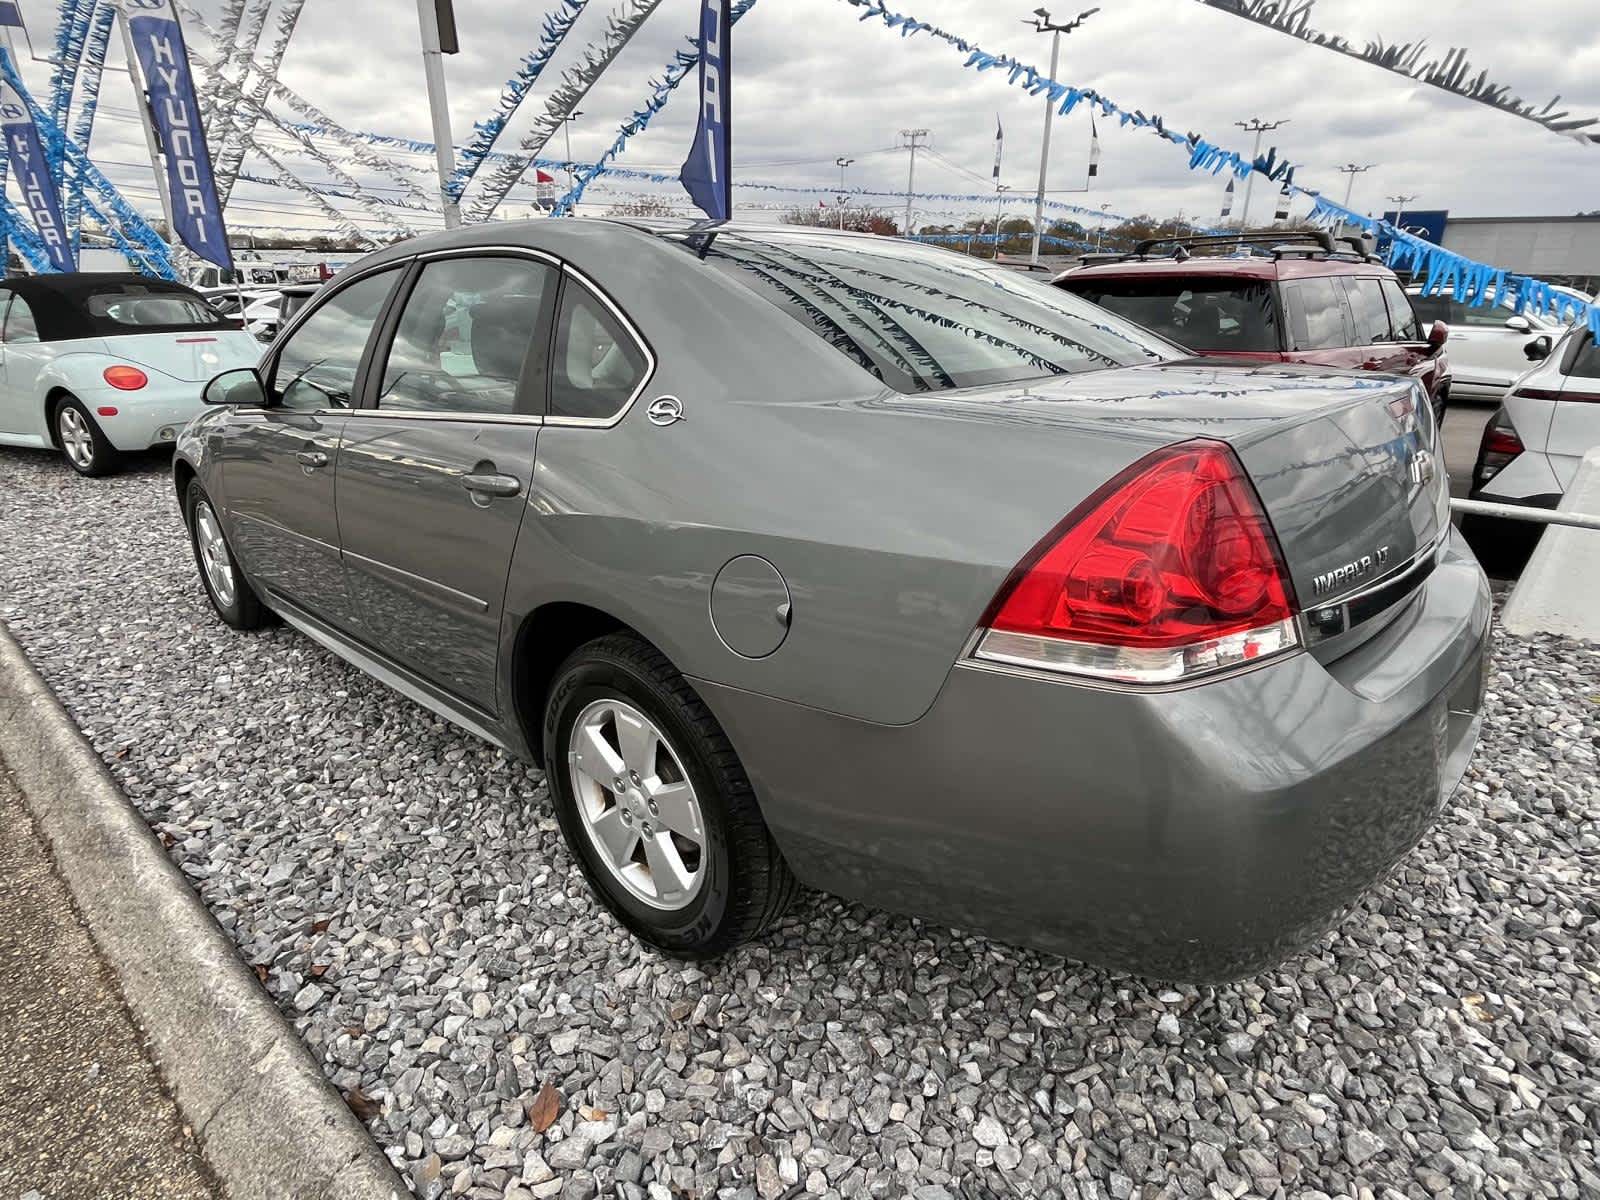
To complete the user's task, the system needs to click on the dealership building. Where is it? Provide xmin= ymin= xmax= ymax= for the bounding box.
xmin=1388 ymin=211 xmax=1600 ymax=292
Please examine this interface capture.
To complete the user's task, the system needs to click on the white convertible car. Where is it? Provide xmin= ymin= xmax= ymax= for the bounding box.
xmin=0 ymin=273 xmax=261 ymax=475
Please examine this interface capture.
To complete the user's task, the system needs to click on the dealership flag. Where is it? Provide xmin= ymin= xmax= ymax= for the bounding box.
xmin=992 ymin=115 xmax=1004 ymax=180
xmin=680 ymin=0 xmax=731 ymax=221
xmin=120 ymin=0 xmax=232 ymax=270
xmin=1274 ymin=182 xmax=1291 ymax=222
xmin=1221 ymin=177 xmax=1234 ymax=219
xmin=0 ymin=76 xmax=73 ymax=271
xmin=1087 ymin=113 xmax=1100 ymax=179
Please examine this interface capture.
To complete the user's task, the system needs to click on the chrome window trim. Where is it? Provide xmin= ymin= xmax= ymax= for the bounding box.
xmin=263 ymin=256 xmax=414 ymax=364
xmin=341 ymin=409 xmax=543 ymax=426
xmin=544 ymin=263 xmax=657 ymax=429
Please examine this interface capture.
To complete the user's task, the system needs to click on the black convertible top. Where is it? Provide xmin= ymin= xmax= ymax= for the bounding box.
xmin=0 ymin=272 xmax=230 ymax=342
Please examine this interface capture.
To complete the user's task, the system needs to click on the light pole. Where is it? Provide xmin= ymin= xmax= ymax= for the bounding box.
xmin=1336 ymin=162 xmax=1374 ymax=212
xmin=993 ymin=184 xmax=1010 ymax=259
xmin=835 ymin=156 xmax=854 ymax=231
xmin=415 ymin=0 xmax=462 ymax=228
xmin=1388 ymin=193 xmax=1418 ymax=236
xmin=562 ymin=111 xmax=584 ymax=189
xmin=1094 ymin=201 xmax=1110 ymax=251
xmin=900 ymin=128 xmax=929 ymax=238
xmin=1234 ymin=117 xmax=1287 ymax=229
xmin=1025 ymin=8 xmax=1075 ymax=265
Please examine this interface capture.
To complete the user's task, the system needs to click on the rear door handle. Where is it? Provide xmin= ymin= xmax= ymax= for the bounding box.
xmin=296 ymin=449 xmax=329 ymax=469
xmin=462 ymin=472 xmax=522 ymax=499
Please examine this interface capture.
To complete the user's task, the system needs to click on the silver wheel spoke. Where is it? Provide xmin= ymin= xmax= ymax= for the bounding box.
xmin=589 ymin=806 xmax=639 ymax=869
xmin=571 ymin=721 xmax=625 ymax=788
xmin=642 ymin=833 xmax=694 ymax=899
xmin=647 ymin=781 xmax=703 ymax=842
xmin=615 ymin=709 xmax=658 ymax=776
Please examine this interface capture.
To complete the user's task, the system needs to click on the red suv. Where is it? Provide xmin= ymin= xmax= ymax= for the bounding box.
xmin=1054 ymin=232 xmax=1451 ymax=423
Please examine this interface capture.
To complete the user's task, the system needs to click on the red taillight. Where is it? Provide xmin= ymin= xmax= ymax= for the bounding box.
xmin=103 ymin=365 xmax=148 ymax=390
xmin=1482 ymin=428 xmax=1522 ymax=458
xmin=975 ymin=440 xmax=1300 ymax=684
xmin=1475 ymin=411 xmax=1523 ymax=488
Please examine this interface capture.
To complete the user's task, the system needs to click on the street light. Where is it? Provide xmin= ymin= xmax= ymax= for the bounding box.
xmin=1388 ymin=193 xmax=1418 ymax=235
xmin=1234 ymin=117 xmax=1287 ymax=228
xmin=1095 ymin=201 xmax=1110 ymax=251
xmin=562 ymin=111 xmax=584 ymax=198
xmin=993 ymin=184 xmax=1011 ymax=259
xmin=835 ymin=156 xmax=855 ymax=231
xmin=1024 ymin=7 xmax=1089 ymax=265
xmin=1335 ymin=162 xmax=1375 ymax=211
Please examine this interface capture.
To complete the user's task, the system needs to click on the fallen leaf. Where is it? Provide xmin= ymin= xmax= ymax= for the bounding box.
xmin=344 ymin=1025 xmax=365 ymax=1039
xmin=253 ymin=963 xmax=270 ymax=984
xmin=309 ymin=963 xmax=328 ymax=979
xmin=343 ymin=1086 xmax=382 ymax=1123
xmin=311 ymin=917 xmax=332 ymax=934
xmin=527 ymin=1082 xmax=560 ymax=1133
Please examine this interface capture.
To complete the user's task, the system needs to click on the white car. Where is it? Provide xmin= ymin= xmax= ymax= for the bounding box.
xmin=1408 ymin=286 xmax=1564 ymax=403
xmin=1468 ymin=323 xmax=1600 ymax=529
xmin=0 ymin=273 xmax=262 ymax=476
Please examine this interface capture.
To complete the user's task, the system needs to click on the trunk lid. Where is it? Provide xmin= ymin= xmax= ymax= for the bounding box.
xmin=99 ymin=329 xmax=261 ymax=384
xmin=917 ymin=359 xmax=1449 ymax=613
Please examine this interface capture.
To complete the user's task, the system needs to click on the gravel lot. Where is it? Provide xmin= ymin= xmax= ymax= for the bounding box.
xmin=1 ymin=446 xmax=1597 ymax=1200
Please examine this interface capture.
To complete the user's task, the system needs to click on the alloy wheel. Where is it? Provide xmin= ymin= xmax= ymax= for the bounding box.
xmin=567 ymin=698 xmax=707 ymax=911
xmin=58 ymin=406 xmax=94 ymax=471
xmin=194 ymin=500 xmax=237 ymax=608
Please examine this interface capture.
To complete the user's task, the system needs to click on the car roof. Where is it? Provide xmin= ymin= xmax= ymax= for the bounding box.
xmin=0 ymin=272 xmax=214 ymax=341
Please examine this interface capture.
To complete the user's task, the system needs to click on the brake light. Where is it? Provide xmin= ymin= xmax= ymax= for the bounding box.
xmin=102 ymin=365 xmax=148 ymax=390
xmin=974 ymin=440 xmax=1300 ymax=684
xmin=1475 ymin=411 xmax=1522 ymax=488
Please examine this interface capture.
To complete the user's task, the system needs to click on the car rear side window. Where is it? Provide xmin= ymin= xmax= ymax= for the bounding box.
xmin=271 ymin=267 xmax=401 ymax=412
xmin=1380 ymin=280 xmax=1421 ymax=341
xmin=2 ymin=294 xmax=38 ymax=343
xmin=1282 ymin=278 xmax=1351 ymax=350
xmin=549 ymin=281 xmax=649 ymax=421
xmin=85 ymin=286 xmax=226 ymax=329
xmin=1342 ymin=278 xmax=1392 ymax=345
xmin=1569 ymin=333 xmax=1600 ymax=380
xmin=377 ymin=257 xmax=556 ymax=415
xmin=700 ymin=234 xmax=1176 ymax=392
xmin=1062 ymin=278 xmax=1279 ymax=354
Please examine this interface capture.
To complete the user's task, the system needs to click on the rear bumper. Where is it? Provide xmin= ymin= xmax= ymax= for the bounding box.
xmin=91 ymin=388 xmax=209 ymax=451
xmin=697 ymin=531 xmax=1491 ymax=981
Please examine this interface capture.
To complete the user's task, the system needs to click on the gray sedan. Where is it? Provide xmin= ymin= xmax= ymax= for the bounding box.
xmin=176 ymin=219 xmax=1490 ymax=980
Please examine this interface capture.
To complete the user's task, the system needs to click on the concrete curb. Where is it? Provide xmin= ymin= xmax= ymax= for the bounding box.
xmin=0 ymin=621 xmax=408 ymax=1200
xmin=1502 ymin=447 xmax=1600 ymax=642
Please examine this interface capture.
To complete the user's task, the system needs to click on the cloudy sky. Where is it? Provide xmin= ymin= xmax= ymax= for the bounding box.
xmin=22 ymin=0 xmax=1600 ymax=241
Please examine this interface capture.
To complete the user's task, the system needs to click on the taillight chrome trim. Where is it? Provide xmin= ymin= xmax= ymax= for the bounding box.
xmin=968 ymin=617 xmax=1300 ymax=687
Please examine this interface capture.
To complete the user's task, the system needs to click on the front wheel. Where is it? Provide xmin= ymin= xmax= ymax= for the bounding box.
xmin=185 ymin=479 xmax=270 ymax=630
xmin=55 ymin=397 xmax=119 ymax=477
xmin=543 ymin=633 xmax=798 ymax=957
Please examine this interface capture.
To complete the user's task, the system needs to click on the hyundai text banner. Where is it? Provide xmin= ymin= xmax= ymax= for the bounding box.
xmin=680 ymin=0 xmax=731 ymax=222
xmin=121 ymin=0 xmax=232 ymax=270
xmin=0 ymin=77 xmax=73 ymax=272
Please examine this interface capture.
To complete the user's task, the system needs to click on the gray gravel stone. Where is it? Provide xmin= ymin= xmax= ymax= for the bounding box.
xmin=3 ymin=450 xmax=1596 ymax=1200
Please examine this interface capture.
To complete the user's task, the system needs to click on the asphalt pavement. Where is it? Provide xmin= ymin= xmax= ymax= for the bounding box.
xmin=0 ymin=761 xmax=218 ymax=1200
xmin=1443 ymin=399 xmax=1494 ymax=498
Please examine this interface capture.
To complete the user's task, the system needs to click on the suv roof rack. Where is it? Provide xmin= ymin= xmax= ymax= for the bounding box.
xmin=1079 ymin=229 xmax=1383 ymax=267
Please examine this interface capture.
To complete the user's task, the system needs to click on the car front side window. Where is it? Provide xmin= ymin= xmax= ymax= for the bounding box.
xmin=4 ymin=294 xmax=40 ymax=344
xmin=1379 ymin=280 xmax=1422 ymax=342
xmin=376 ymin=256 xmax=556 ymax=415
xmin=549 ymin=280 xmax=649 ymax=421
xmin=270 ymin=268 xmax=401 ymax=412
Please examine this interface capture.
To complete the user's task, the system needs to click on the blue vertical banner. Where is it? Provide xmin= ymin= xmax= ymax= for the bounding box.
xmin=679 ymin=0 xmax=730 ymax=221
xmin=120 ymin=0 xmax=232 ymax=270
xmin=0 ymin=74 xmax=73 ymax=271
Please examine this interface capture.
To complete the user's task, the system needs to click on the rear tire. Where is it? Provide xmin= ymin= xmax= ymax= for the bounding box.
xmin=54 ymin=396 xmax=119 ymax=477
xmin=543 ymin=633 xmax=799 ymax=957
xmin=185 ymin=479 xmax=270 ymax=630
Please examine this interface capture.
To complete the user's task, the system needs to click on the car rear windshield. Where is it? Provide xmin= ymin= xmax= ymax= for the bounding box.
xmin=1060 ymin=277 xmax=1281 ymax=353
xmin=85 ymin=285 xmax=229 ymax=329
xmin=697 ymin=234 xmax=1178 ymax=392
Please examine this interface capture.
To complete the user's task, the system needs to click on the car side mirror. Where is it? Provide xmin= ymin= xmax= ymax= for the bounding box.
xmin=1505 ymin=315 xmax=1534 ymax=334
xmin=203 ymin=367 xmax=266 ymax=407
xmin=1525 ymin=334 xmax=1554 ymax=362
xmin=1426 ymin=320 xmax=1449 ymax=353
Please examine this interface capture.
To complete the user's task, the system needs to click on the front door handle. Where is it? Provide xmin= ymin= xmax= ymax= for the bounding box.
xmin=461 ymin=472 xmax=522 ymax=499
xmin=296 ymin=449 xmax=329 ymax=469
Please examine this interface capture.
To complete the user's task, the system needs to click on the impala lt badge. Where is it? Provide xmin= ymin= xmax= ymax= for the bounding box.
xmin=647 ymin=395 xmax=686 ymax=426
xmin=1312 ymin=546 xmax=1391 ymax=597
